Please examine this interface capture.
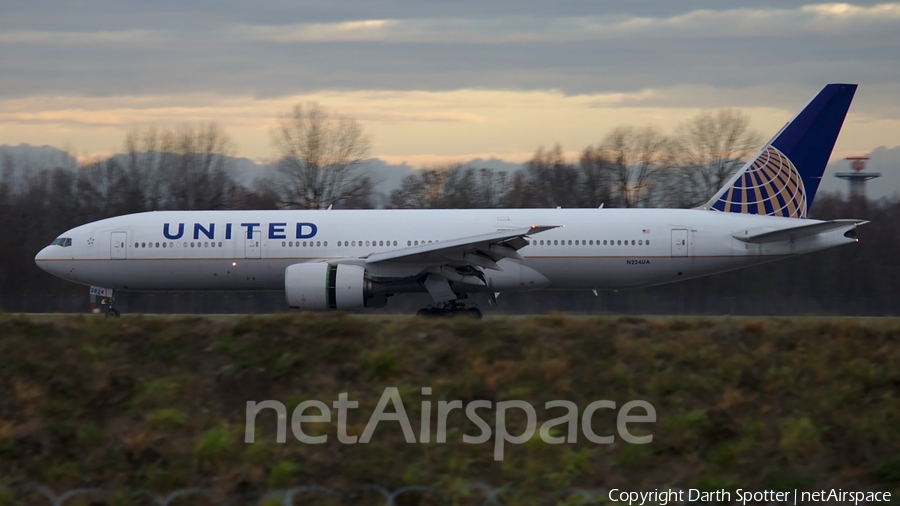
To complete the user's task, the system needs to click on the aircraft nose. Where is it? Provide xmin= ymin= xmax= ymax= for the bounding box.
xmin=35 ymin=246 xmax=52 ymax=270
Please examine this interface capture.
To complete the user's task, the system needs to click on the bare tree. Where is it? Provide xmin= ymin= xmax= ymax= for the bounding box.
xmin=520 ymin=145 xmax=582 ymax=208
xmin=578 ymin=147 xmax=614 ymax=208
xmin=670 ymin=109 xmax=763 ymax=208
xmin=599 ymin=126 xmax=670 ymax=208
xmin=0 ymin=151 xmax=15 ymax=209
xmin=471 ymin=167 xmax=513 ymax=208
xmin=120 ymin=128 xmax=164 ymax=213
xmin=159 ymin=123 xmax=238 ymax=210
xmin=76 ymin=157 xmax=125 ymax=219
xmin=272 ymin=102 xmax=372 ymax=209
xmin=390 ymin=164 xmax=513 ymax=209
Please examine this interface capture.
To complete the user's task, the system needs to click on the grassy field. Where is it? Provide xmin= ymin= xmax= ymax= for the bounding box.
xmin=1 ymin=313 xmax=899 ymax=503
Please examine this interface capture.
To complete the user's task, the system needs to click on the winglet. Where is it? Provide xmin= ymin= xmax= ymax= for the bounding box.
xmin=528 ymin=225 xmax=561 ymax=234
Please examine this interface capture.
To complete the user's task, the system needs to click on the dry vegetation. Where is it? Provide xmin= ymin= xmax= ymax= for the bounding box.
xmin=0 ymin=313 xmax=899 ymax=504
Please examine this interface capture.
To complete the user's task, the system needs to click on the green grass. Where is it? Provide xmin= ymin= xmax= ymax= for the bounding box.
xmin=0 ymin=313 xmax=899 ymax=500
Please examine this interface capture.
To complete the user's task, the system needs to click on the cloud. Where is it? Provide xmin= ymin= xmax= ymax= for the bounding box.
xmin=0 ymin=1 xmax=898 ymax=177
xmin=0 ymin=29 xmax=161 ymax=45
xmin=0 ymin=3 xmax=898 ymax=101
xmin=10 ymin=4 xmax=899 ymax=46
xmin=3 ymin=85 xmax=896 ymax=164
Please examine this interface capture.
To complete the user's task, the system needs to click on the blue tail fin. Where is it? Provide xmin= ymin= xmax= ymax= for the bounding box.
xmin=707 ymin=83 xmax=857 ymax=218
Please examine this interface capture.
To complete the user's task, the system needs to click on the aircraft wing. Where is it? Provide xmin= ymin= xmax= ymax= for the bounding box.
xmin=365 ymin=225 xmax=558 ymax=271
xmin=733 ymin=219 xmax=868 ymax=244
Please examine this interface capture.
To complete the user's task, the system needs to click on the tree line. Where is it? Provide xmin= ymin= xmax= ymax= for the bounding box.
xmin=390 ymin=110 xmax=762 ymax=210
xmin=2 ymin=103 xmax=897 ymax=309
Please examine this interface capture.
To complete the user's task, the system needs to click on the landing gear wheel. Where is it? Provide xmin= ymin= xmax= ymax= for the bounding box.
xmin=106 ymin=308 xmax=120 ymax=318
xmin=416 ymin=308 xmax=432 ymax=317
xmin=467 ymin=307 xmax=483 ymax=319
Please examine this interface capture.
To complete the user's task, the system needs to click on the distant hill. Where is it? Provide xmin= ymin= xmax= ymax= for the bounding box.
xmin=10 ymin=141 xmax=894 ymax=200
xmin=0 ymin=143 xmax=77 ymax=169
xmin=0 ymin=144 xmax=517 ymax=199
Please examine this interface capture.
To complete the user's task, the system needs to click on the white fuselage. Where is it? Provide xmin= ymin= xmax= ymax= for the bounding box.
xmin=34 ymin=208 xmax=856 ymax=294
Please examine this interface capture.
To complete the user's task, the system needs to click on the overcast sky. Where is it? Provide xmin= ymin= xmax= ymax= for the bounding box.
xmin=1 ymin=1 xmax=898 ymax=189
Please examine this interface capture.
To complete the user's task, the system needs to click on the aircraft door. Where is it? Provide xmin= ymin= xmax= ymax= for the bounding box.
xmin=110 ymin=232 xmax=127 ymax=260
xmin=671 ymin=229 xmax=688 ymax=257
xmin=245 ymin=231 xmax=261 ymax=259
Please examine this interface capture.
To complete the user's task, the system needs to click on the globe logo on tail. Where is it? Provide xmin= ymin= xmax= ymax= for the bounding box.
xmin=711 ymin=146 xmax=807 ymax=219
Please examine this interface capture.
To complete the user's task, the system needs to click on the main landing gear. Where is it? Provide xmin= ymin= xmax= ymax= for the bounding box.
xmin=416 ymin=301 xmax=483 ymax=319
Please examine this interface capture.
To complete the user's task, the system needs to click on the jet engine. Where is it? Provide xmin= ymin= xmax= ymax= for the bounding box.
xmin=284 ymin=263 xmax=371 ymax=311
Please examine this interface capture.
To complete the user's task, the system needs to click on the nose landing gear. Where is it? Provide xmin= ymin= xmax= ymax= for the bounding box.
xmin=416 ymin=301 xmax=483 ymax=319
xmin=93 ymin=287 xmax=121 ymax=318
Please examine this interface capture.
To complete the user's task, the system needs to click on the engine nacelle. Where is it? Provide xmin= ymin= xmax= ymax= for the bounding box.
xmin=285 ymin=263 xmax=369 ymax=311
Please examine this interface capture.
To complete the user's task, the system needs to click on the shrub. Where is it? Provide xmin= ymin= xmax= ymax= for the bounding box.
xmin=194 ymin=426 xmax=233 ymax=465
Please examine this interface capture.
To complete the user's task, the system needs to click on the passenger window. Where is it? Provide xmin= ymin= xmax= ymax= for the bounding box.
xmin=323 ymin=241 xmax=328 ymax=246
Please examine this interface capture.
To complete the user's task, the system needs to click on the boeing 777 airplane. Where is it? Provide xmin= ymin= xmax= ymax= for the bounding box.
xmin=36 ymin=84 xmax=864 ymax=317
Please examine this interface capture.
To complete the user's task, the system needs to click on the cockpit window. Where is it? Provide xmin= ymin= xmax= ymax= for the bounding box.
xmin=50 ymin=237 xmax=72 ymax=247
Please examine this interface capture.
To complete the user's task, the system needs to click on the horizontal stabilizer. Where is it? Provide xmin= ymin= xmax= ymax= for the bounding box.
xmin=733 ymin=219 xmax=868 ymax=244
